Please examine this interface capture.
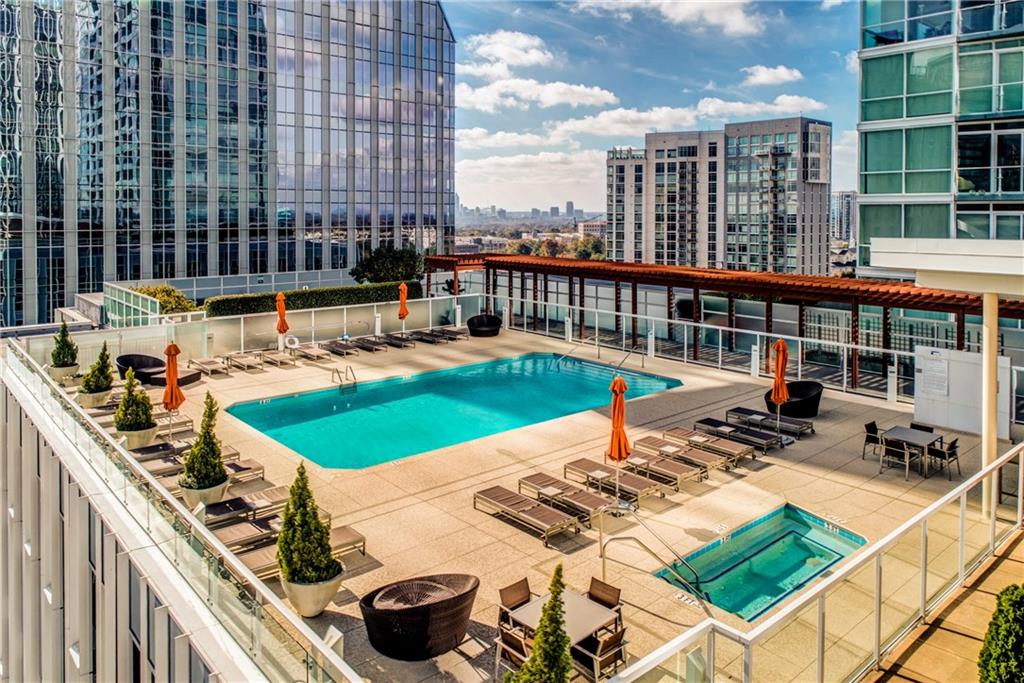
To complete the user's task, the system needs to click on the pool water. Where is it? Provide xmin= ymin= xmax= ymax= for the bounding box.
xmin=657 ymin=505 xmax=865 ymax=621
xmin=227 ymin=353 xmax=680 ymax=469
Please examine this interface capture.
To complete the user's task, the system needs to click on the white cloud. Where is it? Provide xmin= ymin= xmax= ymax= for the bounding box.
xmin=832 ymin=129 xmax=858 ymax=191
xmin=456 ymin=78 xmax=619 ymax=113
xmin=456 ymin=150 xmax=608 ymax=210
xmin=740 ymin=64 xmax=804 ymax=86
xmin=845 ymin=50 xmax=859 ymax=74
xmin=457 ymin=30 xmax=554 ymax=82
xmin=572 ymin=0 xmax=768 ymax=37
xmin=456 ymin=127 xmax=560 ymax=150
xmin=820 ymin=0 xmax=848 ymax=9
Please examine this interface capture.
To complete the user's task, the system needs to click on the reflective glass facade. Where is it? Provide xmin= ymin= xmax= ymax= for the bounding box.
xmin=0 ymin=0 xmax=455 ymax=326
xmin=858 ymin=0 xmax=1024 ymax=272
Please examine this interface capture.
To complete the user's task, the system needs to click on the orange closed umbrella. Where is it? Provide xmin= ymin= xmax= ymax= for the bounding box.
xmin=608 ymin=375 xmax=631 ymax=462
xmin=275 ymin=292 xmax=289 ymax=334
xmin=162 ymin=342 xmax=185 ymax=412
xmin=398 ymin=282 xmax=409 ymax=321
xmin=771 ymin=338 xmax=790 ymax=435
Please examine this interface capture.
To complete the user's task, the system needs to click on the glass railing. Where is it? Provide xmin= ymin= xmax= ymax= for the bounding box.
xmin=1 ymin=341 xmax=362 ymax=683
xmin=610 ymin=442 xmax=1023 ymax=683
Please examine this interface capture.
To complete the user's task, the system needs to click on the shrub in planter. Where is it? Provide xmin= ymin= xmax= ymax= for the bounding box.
xmin=134 ymin=284 xmax=197 ymax=314
xmin=979 ymin=583 xmax=1024 ymax=682
xmin=48 ymin=321 xmax=79 ymax=381
xmin=179 ymin=392 xmax=229 ymax=507
xmin=77 ymin=342 xmax=114 ymax=408
xmin=349 ymin=245 xmax=423 ymax=284
xmin=114 ymin=369 xmax=157 ymax=449
xmin=277 ymin=462 xmax=343 ymax=617
xmin=506 ymin=563 xmax=572 ymax=683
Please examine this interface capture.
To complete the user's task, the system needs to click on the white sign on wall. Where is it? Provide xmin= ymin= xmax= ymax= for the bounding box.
xmin=913 ymin=347 xmax=1011 ymax=440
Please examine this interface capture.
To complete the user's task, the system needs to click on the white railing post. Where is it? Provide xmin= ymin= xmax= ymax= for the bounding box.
xmin=920 ymin=520 xmax=928 ymax=620
xmin=718 ymin=332 xmax=723 ymax=369
xmin=1018 ymin=450 xmax=1023 ymax=527
xmin=455 ymin=303 xmax=461 ymax=328
xmin=706 ymin=630 xmax=715 ymax=683
xmin=958 ymin=492 xmax=966 ymax=585
xmin=647 ymin=328 xmax=655 ymax=358
xmin=683 ymin=323 xmax=688 ymax=362
xmin=873 ymin=555 xmax=882 ymax=667
xmin=842 ymin=348 xmax=849 ymax=392
xmin=311 ymin=309 xmax=316 ymax=342
xmin=798 ymin=339 xmax=803 ymax=380
xmin=816 ymin=595 xmax=825 ymax=683
xmin=565 ymin=311 xmax=572 ymax=342
xmin=743 ymin=643 xmax=752 ymax=683
xmin=240 ymin=316 xmax=246 ymax=353
xmin=750 ymin=341 xmax=759 ymax=378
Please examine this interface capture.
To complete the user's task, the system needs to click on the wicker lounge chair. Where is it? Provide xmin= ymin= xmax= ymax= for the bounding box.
xmin=518 ymin=473 xmax=613 ymax=527
xmin=383 ymin=333 xmax=416 ymax=348
xmin=188 ymin=357 xmax=230 ymax=376
xmin=223 ymin=351 xmax=264 ymax=371
xmin=292 ymin=342 xmax=333 ymax=361
xmin=635 ymin=435 xmax=732 ymax=472
xmin=260 ymin=349 xmax=296 ymax=366
xmin=350 ymin=336 xmax=386 ymax=352
xmin=694 ymin=417 xmax=782 ymax=455
xmin=410 ymin=329 xmax=449 ymax=344
xmin=201 ymin=485 xmax=290 ymax=526
xmin=473 ymin=486 xmax=579 ymax=546
xmin=623 ymin=452 xmax=704 ymax=489
xmin=663 ymin=427 xmax=753 ymax=464
xmin=236 ymin=525 xmax=366 ymax=579
xmin=562 ymin=459 xmax=663 ymax=507
xmin=726 ymin=406 xmax=814 ymax=437
xmin=322 ymin=339 xmax=360 ymax=356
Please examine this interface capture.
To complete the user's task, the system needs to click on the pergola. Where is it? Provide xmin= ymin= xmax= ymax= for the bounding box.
xmin=425 ymin=253 xmax=1024 ymax=384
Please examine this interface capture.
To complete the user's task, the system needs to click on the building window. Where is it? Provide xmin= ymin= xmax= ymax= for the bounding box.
xmin=961 ymin=0 xmax=1024 ymax=36
xmin=957 ymin=129 xmax=1024 ymax=193
xmin=861 ymin=47 xmax=953 ymax=121
xmin=959 ymin=41 xmax=1024 ymax=116
xmin=956 ymin=212 xmax=1024 ymax=238
xmin=860 ymin=125 xmax=951 ymax=194
xmin=862 ymin=0 xmax=953 ymax=48
xmin=858 ymin=202 xmax=950 ymax=263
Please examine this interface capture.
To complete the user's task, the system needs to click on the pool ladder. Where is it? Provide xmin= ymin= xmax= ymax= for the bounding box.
xmin=549 ymin=343 xmax=583 ymax=370
xmin=332 ymin=365 xmax=357 ymax=389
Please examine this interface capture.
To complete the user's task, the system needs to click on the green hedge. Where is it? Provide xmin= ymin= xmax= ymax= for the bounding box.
xmin=203 ymin=281 xmax=422 ymax=317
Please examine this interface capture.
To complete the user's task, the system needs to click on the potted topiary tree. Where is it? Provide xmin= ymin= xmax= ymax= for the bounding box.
xmin=48 ymin=321 xmax=79 ymax=382
xmin=113 ymin=368 xmax=158 ymax=449
xmin=979 ymin=583 xmax=1024 ymax=682
xmin=77 ymin=342 xmax=114 ymax=408
xmin=507 ymin=563 xmax=572 ymax=682
xmin=277 ymin=462 xmax=343 ymax=617
xmin=178 ymin=392 xmax=229 ymax=508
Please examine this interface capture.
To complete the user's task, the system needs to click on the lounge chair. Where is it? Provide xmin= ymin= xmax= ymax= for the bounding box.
xmin=147 ymin=455 xmax=263 ymax=481
xmin=352 ymin=336 xmax=388 ymax=352
xmin=98 ymin=412 xmax=194 ymax=437
xmin=383 ymin=333 xmax=415 ymax=348
xmin=663 ymin=427 xmax=753 ymax=464
xmin=410 ymin=329 xmax=449 ymax=344
xmin=562 ymin=459 xmax=663 ymax=507
xmin=636 ymin=435 xmax=733 ymax=472
xmin=628 ymin=439 xmax=708 ymax=481
xmin=726 ymin=406 xmax=814 ymax=438
xmin=157 ymin=459 xmax=265 ymax=496
xmin=322 ymin=339 xmax=360 ymax=356
xmin=236 ymin=525 xmax=366 ymax=580
xmin=292 ymin=342 xmax=333 ymax=362
xmin=693 ymin=418 xmax=782 ymax=455
xmin=623 ymin=453 xmax=704 ymax=489
xmin=436 ymin=327 xmax=468 ymax=341
xmin=473 ymin=486 xmax=579 ymax=546
xmin=131 ymin=437 xmax=240 ymax=462
xmin=223 ymin=351 xmax=264 ymax=371
xmin=518 ymin=473 xmax=613 ymax=527
xmin=201 ymin=485 xmax=290 ymax=526
xmin=213 ymin=507 xmax=331 ymax=550
xmin=260 ymin=349 xmax=296 ymax=366
xmin=188 ymin=357 xmax=230 ymax=376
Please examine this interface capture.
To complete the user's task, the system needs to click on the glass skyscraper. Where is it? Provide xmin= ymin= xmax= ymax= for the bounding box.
xmin=0 ymin=0 xmax=455 ymax=326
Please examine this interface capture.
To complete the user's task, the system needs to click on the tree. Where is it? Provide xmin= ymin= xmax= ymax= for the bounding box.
xmin=506 ymin=564 xmax=572 ymax=683
xmin=507 ymin=240 xmax=535 ymax=256
xmin=51 ymin=321 xmax=78 ymax=368
xmin=80 ymin=342 xmax=113 ymax=394
xmin=276 ymin=462 xmax=341 ymax=584
xmin=572 ymin=235 xmax=605 ymax=261
xmin=113 ymin=368 xmax=156 ymax=432
xmin=349 ymin=245 xmax=423 ymax=284
xmin=537 ymin=238 xmax=564 ymax=258
xmin=979 ymin=583 xmax=1024 ymax=682
xmin=179 ymin=392 xmax=228 ymax=490
xmin=134 ymin=284 xmax=198 ymax=314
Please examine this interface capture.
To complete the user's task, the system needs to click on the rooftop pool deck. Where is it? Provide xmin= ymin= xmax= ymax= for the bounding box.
xmin=177 ymin=330 xmax=997 ymax=682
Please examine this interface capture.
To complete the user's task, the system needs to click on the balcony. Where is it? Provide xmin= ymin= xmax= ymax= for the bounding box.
xmin=957 ymin=167 xmax=1024 ymax=200
xmin=960 ymin=0 xmax=1024 ymax=40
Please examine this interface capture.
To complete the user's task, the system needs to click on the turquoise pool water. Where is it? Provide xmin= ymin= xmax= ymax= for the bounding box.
xmin=227 ymin=353 xmax=680 ymax=469
xmin=657 ymin=505 xmax=866 ymax=621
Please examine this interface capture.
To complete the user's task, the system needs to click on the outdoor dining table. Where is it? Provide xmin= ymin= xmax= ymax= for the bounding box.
xmin=509 ymin=590 xmax=617 ymax=645
xmin=882 ymin=426 xmax=943 ymax=477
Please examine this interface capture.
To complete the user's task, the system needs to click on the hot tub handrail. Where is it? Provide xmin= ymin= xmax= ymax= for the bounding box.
xmin=602 ymin=536 xmax=713 ymax=616
xmin=550 ymin=342 xmax=583 ymax=369
xmin=621 ymin=508 xmax=702 ymax=587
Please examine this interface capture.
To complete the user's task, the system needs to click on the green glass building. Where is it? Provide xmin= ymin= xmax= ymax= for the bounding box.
xmin=858 ymin=0 xmax=1024 ymax=277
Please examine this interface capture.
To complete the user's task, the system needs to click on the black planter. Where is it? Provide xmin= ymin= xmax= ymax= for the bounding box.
xmin=764 ymin=380 xmax=823 ymax=418
xmin=466 ymin=314 xmax=501 ymax=337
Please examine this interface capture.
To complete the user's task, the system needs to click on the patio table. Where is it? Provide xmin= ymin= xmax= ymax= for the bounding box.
xmin=882 ymin=426 xmax=942 ymax=477
xmin=509 ymin=590 xmax=617 ymax=645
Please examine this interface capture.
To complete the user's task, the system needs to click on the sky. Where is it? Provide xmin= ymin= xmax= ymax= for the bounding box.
xmin=443 ymin=0 xmax=861 ymax=212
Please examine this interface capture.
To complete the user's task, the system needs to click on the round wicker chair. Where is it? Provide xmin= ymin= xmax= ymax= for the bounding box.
xmin=359 ymin=574 xmax=479 ymax=661
xmin=466 ymin=314 xmax=502 ymax=337
xmin=764 ymin=380 xmax=824 ymax=418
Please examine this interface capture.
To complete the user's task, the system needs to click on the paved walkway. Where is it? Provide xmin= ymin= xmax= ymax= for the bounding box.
xmin=870 ymin=531 xmax=1024 ymax=683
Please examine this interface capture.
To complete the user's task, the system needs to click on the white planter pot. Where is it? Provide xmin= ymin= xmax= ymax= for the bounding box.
xmin=47 ymin=364 xmax=79 ymax=382
xmin=118 ymin=426 xmax=158 ymax=450
xmin=76 ymin=389 xmax=112 ymax=409
xmin=282 ymin=570 xmax=344 ymax=618
xmin=180 ymin=480 xmax=229 ymax=509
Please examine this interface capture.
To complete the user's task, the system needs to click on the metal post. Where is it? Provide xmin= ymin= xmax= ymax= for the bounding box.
xmin=842 ymin=348 xmax=848 ymax=392
xmin=743 ymin=644 xmax=752 ymax=683
xmin=706 ymin=630 xmax=715 ymax=683
xmin=532 ymin=273 xmax=539 ymax=331
xmin=614 ymin=280 xmax=622 ymax=334
xmin=666 ymin=285 xmax=675 ymax=342
xmin=958 ymin=492 xmax=966 ymax=584
xmin=1018 ymin=450 xmax=1023 ymax=527
xmin=873 ymin=555 xmax=882 ymax=668
xmin=851 ymin=300 xmax=861 ymax=389
xmin=240 ymin=316 xmax=246 ymax=353
xmin=816 ymin=595 xmax=826 ymax=683
xmin=631 ymin=282 xmax=638 ymax=349
xmin=797 ymin=340 xmax=803 ymax=380
xmin=920 ymin=520 xmax=928 ymax=621
xmin=311 ymin=309 xmax=316 ymax=343
xmin=579 ymin=277 xmax=586 ymax=339
xmin=692 ymin=287 xmax=701 ymax=361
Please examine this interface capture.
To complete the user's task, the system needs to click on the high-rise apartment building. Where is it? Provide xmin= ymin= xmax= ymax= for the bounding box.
xmin=550 ymin=206 xmax=560 ymax=217
xmin=831 ymin=190 xmax=858 ymax=242
xmin=606 ymin=118 xmax=832 ymax=274
xmin=565 ymin=200 xmax=574 ymax=216
xmin=0 ymin=0 xmax=455 ymax=326
xmin=857 ymin=0 xmax=1024 ymax=277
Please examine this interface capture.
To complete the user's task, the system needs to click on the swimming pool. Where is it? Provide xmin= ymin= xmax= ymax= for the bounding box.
xmin=657 ymin=505 xmax=865 ymax=621
xmin=227 ymin=353 xmax=680 ymax=469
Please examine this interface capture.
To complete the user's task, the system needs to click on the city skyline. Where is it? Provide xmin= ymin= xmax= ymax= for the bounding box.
xmin=445 ymin=0 xmax=860 ymax=211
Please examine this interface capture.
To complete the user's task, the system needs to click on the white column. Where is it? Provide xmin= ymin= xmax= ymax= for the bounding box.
xmin=982 ymin=292 xmax=998 ymax=518
xmin=20 ymin=423 xmax=41 ymax=682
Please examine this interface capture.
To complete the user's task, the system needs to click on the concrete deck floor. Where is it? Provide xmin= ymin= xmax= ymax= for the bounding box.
xmin=168 ymin=330 xmax=1012 ymax=682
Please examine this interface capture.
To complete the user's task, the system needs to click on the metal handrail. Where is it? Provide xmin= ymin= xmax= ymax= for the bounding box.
xmin=550 ymin=342 xmax=583 ymax=368
xmin=615 ymin=344 xmax=645 ymax=371
xmin=620 ymin=508 xmax=702 ymax=587
xmin=602 ymin=536 xmax=713 ymax=616
xmin=332 ymin=365 xmax=357 ymax=385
